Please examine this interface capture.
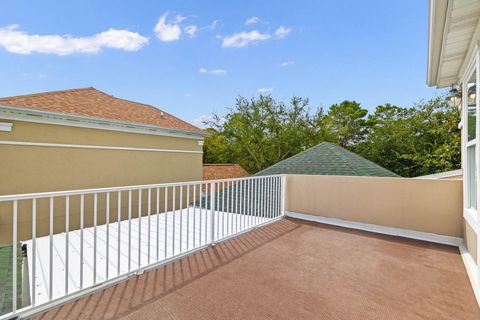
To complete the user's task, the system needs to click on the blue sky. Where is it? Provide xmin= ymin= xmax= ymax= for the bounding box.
xmin=0 ymin=0 xmax=440 ymax=127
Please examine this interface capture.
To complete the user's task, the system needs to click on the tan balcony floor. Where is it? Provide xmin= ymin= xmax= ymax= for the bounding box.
xmin=35 ymin=218 xmax=479 ymax=320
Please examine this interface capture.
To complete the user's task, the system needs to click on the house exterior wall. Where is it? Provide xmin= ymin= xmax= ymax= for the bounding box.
xmin=0 ymin=120 xmax=203 ymax=195
xmin=0 ymin=119 xmax=203 ymax=243
xmin=465 ymin=220 xmax=478 ymax=264
xmin=285 ymin=174 xmax=463 ymax=238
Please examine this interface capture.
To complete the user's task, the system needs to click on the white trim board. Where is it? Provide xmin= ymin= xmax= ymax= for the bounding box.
xmin=0 ymin=104 xmax=206 ymax=140
xmin=0 ymin=122 xmax=12 ymax=132
xmin=0 ymin=140 xmax=203 ymax=154
xmin=459 ymin=244 xmax=480 ymax=306
xmin=414 ymin=169 xmax=462 ymax=179
xmin=286 ymin=211 xmax=463 ymax=247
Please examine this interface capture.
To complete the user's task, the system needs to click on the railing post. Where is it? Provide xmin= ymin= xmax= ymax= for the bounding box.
xmin=210 ymin=181 xmax=215 ymax=245
xmin=281 ymin=175 xmax=286 ymax=217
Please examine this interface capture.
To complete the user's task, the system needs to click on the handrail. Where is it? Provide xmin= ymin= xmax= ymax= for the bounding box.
xmin=0 ymin=174 xmax=284 ymax=202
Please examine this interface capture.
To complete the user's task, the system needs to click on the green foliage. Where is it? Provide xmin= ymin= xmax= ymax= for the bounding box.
xmin=356 ymin=97 xmax=461 ymax=177
xmin=203 ymin=95 xmax=461 ymax=177
xmin=322 ymin=100 xmax=369 ymax=147
xmin=203 ymin=96 xmax=318 ymax=173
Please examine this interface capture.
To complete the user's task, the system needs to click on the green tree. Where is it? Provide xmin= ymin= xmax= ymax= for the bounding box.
xmin=356 ymin=97 xmax=460 ymax=177
xmin=322 ymin=100 xmax=369 ymax=148
xmin=203 ymin=95 xmax=317 ymax=173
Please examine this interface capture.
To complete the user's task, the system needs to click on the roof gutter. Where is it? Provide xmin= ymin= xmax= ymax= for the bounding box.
xmin=0 ymin=104 xmax=208 ymax=140
xmin=427 ymin=0 xmax=449 ymax=87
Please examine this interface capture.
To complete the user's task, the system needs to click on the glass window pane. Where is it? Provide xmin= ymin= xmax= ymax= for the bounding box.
xmin=467 ymin=71 xmax=477 ymax=141
xmin=467 ymin=145 xmax=477 ymax=209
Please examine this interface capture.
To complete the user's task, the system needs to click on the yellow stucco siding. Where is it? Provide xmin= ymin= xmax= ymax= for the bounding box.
xmin=0 ymin=119 xmax=203 ymax=243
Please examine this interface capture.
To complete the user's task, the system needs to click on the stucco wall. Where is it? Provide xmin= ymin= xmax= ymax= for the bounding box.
xmin=0 ymin=120 xmax=203 ymax=243
xmin=286 ymin=174 xmax=463 ymax=238
xmin=0 ymin=120 xmax=203 ymax=195
xmin=464 ymin=220 xmax=478 ymax=263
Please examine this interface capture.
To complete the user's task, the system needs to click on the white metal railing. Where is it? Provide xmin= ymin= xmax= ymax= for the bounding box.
xmin=0 ymin=175 xmax=285 ymax=319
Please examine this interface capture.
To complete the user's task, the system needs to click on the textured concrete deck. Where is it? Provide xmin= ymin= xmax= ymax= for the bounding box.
xmin=35 ymin=218 xmax=480 ymax=320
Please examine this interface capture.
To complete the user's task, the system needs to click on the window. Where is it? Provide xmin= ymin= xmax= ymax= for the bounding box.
xmin=466 ymin=70 xmax=477 ymax=209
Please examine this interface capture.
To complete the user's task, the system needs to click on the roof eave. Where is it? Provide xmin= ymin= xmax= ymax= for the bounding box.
xmin=427 ymin=0 xmax=449 ymax=87
xmin=0 ymin=104 xmax=207 ymax=139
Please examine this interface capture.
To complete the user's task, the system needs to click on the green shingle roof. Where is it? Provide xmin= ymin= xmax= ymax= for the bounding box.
xmin=255 ymin=142 xmax=399 ymax=177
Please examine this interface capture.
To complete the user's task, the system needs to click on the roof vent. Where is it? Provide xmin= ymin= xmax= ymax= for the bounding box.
xmin=160 ymin=111 xmax=165 ymax=118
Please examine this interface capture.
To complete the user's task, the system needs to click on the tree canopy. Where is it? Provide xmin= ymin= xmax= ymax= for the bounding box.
xmin=203 ymin=95 xmax=460 ymax=177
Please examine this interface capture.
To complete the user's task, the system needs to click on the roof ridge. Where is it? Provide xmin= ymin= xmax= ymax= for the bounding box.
xmin=0 ymin=87 xmax=95 ymax=101
xmin=254 ymin=141 xmax=330 ymax=175
xmin=327 ymin=143 xmax=398 ymax=176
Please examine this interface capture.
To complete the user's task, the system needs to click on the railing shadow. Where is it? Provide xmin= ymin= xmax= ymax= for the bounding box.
xmin=34 ymin=219 xmax=300 ymax=320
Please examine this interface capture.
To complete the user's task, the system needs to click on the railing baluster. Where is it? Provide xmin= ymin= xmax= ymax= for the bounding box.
xmin=156 ymin=188 xmax=160 ymax=261
xmin=210 ymin=182 xmax=215 ymax=244
xmin=216 ymin=182 xmax=220 ymax=240
xmin=222 ymin=181 xmax=225 ymax=238
xmin=80 ymin=194 xmax=84 ymax=289
xmin=65 ymin=196 xmax=69 ymax=294
xmin=106 ymin=192 xmax=110 ymax=280
xmin=128 ymin=190 xmax=132 ymax=272
xmin=263 ymin=178 xmax=267 ymax=220
xmin=164 ymin=187 xmax=168 ymax=259
xmin=93 ymin=193 xmax=98 ymax=284
xmin=32 ymin=198 xmax=36 ymax=307
xmin=117 ymin=191 xmax=121 ymax=276
xmin=277 ymin=177 xmax=282 ymax=217
xmin=186 ymin=185 xmax=190 ymax=251
xmin=272 ymin=177 xmax=278 ymax=218
xmin=235 ymin=181 xmax=239 ymax=234
xmin=227 ymin=181 xmax=231 ymax=236
xmin=281 ymin=175 xmax=286 ymax=216
xmin=138 ymin=189 xmax=142 ymax=268
xmin=148 ymin=188 xmax=151 ymax=264
xmin=255 ymin=179 xmax=262 ymax=226
xmin=49 ymin=197 xmax=54 ymax=301
xmin=227 ymin=181 xmax=235 ymax=235
xmin=179 ymin=185 xmax=183 ymax=253
xmin=199 ymin=184 xmax=202 ymax=245
xmin=205 ymin=183 xmax=208 ymax=244
xmin=172 ymin=186 xmax=176 ymax=255
xmin=242 ymin=180 xmax=246 ymax=230
xmin=193 ymin=184 xmax=196 ymax=248
xmin=268 ymin=177 xmax=272 ymax=220
xmin=12 ymin=200 xmax=17 ymax=313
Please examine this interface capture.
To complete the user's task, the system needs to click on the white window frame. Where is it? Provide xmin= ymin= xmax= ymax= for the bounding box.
xmin=461 ymin=46 xmax=480 ymax=228
xmin=459 ymin=45 xmax=480 ymax=299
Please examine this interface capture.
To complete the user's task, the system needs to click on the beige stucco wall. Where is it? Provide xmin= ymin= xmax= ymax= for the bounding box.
xmin=0 ymin=120 xmax=203 ymax=195
xmin=286 ymin=174 xmax=463 ymax=238
xmin=464 ymin=220 xmax=478 ymax=264
xmin=0 ymin=120 xmax=203 ymax=243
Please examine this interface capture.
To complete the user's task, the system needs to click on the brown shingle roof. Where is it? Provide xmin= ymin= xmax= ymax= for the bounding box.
xmin=203 ymin=164 xmax=250 ymax=180
xmin=0 ymin=87 xmax=202 ymax=133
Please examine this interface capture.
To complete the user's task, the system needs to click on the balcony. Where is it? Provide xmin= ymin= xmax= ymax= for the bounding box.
xmin=0 ymin=175 xmax=479 ymax=319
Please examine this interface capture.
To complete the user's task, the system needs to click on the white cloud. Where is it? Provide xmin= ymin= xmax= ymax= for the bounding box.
xmin=222 ymin=30 xmax=271 ymax=48
xmin=274 ymin=26 xmax=291 ymax=39
xmin=172 ymin=14 xmax=187 ymax=24
xmin=280 ymin=60 xmax=295 ymax=67
xmin=245 ymin=17 xmax=268 ymax=26
xmin=0 ymin=24 xmax=148 ymax=55
xmin=198 ymin=68 xmax=227 ymax=75
xmin=258 ymin=87 xmax=274 ymax=93
xmin=208 ymin=20 xmax=221 ymax=30
xmin=185 ymin=25 xmax=198 ymax=38
xmin=154 ymin=12 xmax=183 ymax=41
xmin=192 ymin=114 xmax=215 ymax=129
